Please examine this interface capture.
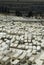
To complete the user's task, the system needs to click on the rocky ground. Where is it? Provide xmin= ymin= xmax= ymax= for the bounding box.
xmin=0 ymin=14 xmax=44 ymax=65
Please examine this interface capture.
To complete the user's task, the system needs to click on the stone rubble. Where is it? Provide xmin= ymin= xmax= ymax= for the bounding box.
xmin=0 ymin=14 xmax=44 ymax=65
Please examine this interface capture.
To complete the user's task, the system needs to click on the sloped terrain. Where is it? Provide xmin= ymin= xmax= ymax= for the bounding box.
xmin=0 ymin=14 xmax=44 ymax=65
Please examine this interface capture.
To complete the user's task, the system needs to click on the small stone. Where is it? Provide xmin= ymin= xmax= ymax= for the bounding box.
xmin=37 ymin=46 xmax=41 ymax=52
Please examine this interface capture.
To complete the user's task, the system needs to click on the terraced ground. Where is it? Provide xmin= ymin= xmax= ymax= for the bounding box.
xmin=0 ymin=14 xmax=44 ymax=65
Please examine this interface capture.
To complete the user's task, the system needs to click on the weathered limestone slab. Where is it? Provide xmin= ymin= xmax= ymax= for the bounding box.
xmin=11 ymin=59 xmax=20 ymax=65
